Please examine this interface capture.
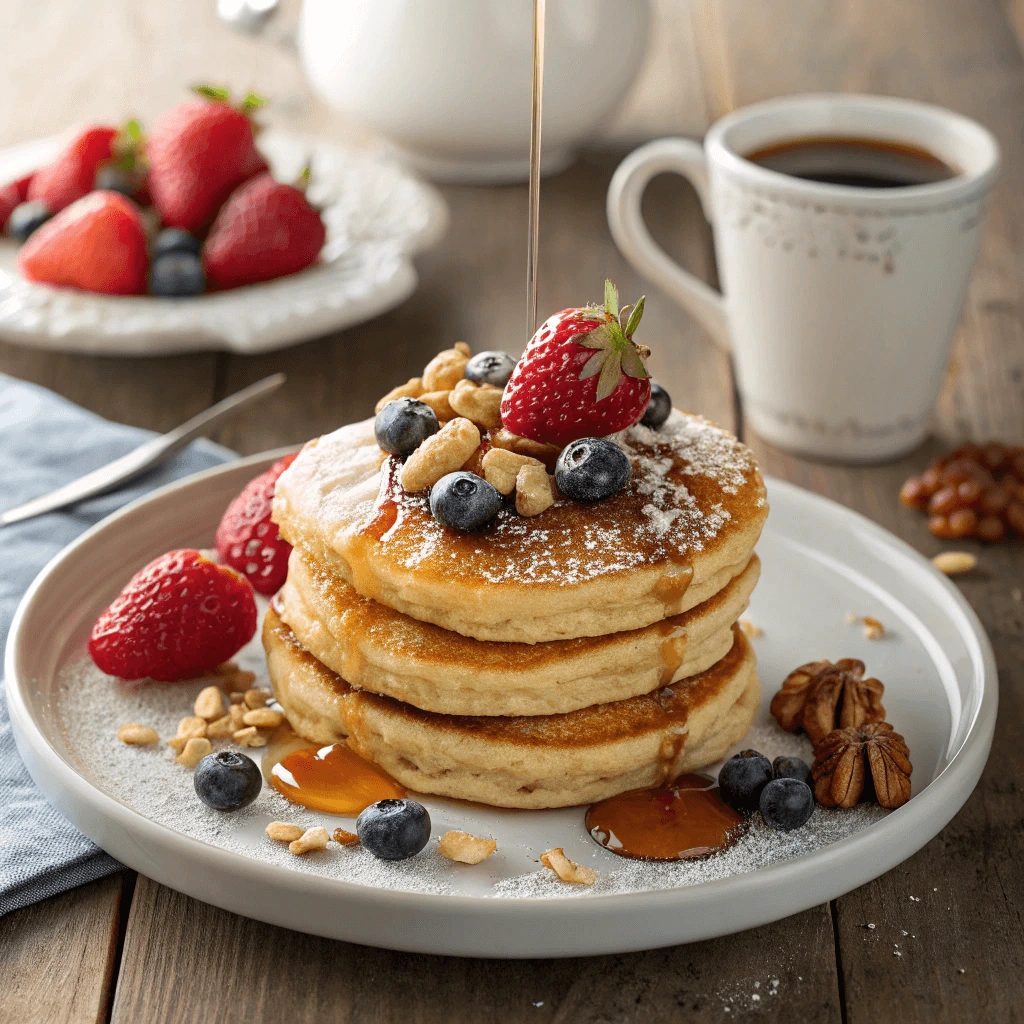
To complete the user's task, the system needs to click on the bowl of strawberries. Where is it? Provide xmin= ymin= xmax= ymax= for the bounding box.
xmin=0 ymin=87 xmax=447 ymax=356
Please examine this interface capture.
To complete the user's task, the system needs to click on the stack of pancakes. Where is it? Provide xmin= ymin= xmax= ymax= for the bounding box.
xmin=264 ymin=410 xmax=768 ymax=809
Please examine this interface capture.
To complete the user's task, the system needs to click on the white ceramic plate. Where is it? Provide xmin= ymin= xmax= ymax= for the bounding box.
xmin=0 ymin=132 xmax=448 ymax=355
xmin=5 ymin=455 xmax=996 ymax=957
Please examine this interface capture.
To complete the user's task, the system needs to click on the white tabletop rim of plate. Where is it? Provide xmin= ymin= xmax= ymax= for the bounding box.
xmin=3 ymin=456 xmax=998 ymax=956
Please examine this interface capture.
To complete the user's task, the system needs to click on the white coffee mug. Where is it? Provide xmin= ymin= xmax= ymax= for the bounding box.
xmin=607 ymin=94 xmax=1000 ymax=462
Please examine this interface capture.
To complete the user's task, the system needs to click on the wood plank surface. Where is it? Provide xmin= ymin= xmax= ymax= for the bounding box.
xmin=719 ymin=0 xmax=1024 ymax=1019
xmin=111 ymin=877 xmax=840 ymax=1024
xmin=0 ymin=872 xmax=127 ymax=1024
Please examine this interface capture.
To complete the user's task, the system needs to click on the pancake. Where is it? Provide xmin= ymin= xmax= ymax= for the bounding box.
xmin=263 ymin=608 xmax=760 ymax=809
xmin=272 ymin=411 xmax=767 ymax=644
xmin=277 ymin=548 xmax=760 ymax=716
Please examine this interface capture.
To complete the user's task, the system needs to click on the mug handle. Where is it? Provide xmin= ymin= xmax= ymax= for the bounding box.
xmin=607 ymin=139 xmax=730 ymax=353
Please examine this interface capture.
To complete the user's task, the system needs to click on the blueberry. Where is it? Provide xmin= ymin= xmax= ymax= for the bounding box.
xmin=8 ymin=201 xmax=52 ymax=242
xmin=555 ymin=437 xmax=632 ymax=503
xmin=464 ymin=350 xmax=516 ymax=388
xmin=193 ymin=751 xmax=262 ymax=811
xmin=773 ymin=755 xmax=811 ymax=786
xmin=760 ymin=777 xmax=815 ymax=831
xmin=153 ymin=228 xmax=202 ymax=259
xmin=429 ymin=471 xmax=502 ymax=531
xmin=356 ymin=798 xmax=431 ymax=860
xmin=718 ymin=749 xmax=773 ymax=812
xmin=149 ymin=251 xmax=205 ymax=297
xmin=641 ymin=382 xmax=672 ymax=428
xmin=94 ymin=165 xmax=140 ymax=198
xmin=374 ymin=397 xmax=439 ymax=458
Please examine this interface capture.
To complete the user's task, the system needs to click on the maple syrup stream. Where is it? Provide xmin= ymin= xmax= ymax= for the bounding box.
xmin=526 ymin=0 xmax=545 ymax=337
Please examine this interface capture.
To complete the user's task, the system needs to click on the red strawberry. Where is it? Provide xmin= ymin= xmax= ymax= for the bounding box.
xmin=203 ymin=172 xmax=325 ymax=290
xmin=147 ymin=87 xmax=264 ymax=233
xmin=27 ymin=126 xmax=118 ymax=212
xmin=500 ymin=280 xmax=652 ymax=447
xmin=215 ymin=454 xmax=297 ymax=594
xmin=89 ymin=549 xmax=257 ymax=682
xmin=17 ymin=191 xmax=148 ymax=295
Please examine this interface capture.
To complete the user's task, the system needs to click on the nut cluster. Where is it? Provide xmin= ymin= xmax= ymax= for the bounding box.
xmin=116 ymin=661 xmax=283 ymax=767
xmin=899 ymin=442 xmax=1024 ymax=542
xmin=377 ymin=344 xmax=558 ymax=517
xmin=771 ymin=658 xmax=912 ymax=810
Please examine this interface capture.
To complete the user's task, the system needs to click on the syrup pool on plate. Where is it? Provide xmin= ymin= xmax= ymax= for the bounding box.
xmin=262 ymin=726 xmax=404 ymax=815
xmin=586 ymin=774 xmax=744 ymax=861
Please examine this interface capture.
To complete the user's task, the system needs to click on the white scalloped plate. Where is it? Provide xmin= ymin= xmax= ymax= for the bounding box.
xmin=0 ymin=132 xmax=448 ymax=355
xmin=5 ymin=456 xmax=996 ymax=957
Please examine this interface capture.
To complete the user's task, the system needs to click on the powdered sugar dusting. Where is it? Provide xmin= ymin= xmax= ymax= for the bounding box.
xmin=56 ymin=646 xmax=886 ymax=901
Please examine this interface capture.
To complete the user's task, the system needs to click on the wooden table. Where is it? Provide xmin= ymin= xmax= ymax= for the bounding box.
xmin=2 ymin=0 xmax=1023 ymax=1020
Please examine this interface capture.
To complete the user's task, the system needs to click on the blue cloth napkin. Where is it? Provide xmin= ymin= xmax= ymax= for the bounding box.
xmin=0 ymin=374 xmax=234 ymax=916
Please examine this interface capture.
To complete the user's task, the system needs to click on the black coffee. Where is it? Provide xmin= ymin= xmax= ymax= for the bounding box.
xmin=744 ymin=136 xmax=957 ymax=188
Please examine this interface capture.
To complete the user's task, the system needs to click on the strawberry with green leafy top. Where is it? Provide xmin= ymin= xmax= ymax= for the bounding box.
xmin=147 ymin=86 xmax=265 ymax=233
xmin=500 ymin=280 xmax=651 ymax=447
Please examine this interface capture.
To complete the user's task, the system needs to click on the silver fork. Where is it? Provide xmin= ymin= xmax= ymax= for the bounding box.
xmin=1 ymin=373 xmax=286 ymax=526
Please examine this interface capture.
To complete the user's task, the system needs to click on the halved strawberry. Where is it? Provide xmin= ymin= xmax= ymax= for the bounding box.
xmin=89 ymin=549 xmax=257 ymax=682
xmin=17 ymin=191 xmax=148 ymax=295
xmin=215 ymin=454 xmax=297 ymax=594
xmin=500 ymin=280 xmax=651 ymax=447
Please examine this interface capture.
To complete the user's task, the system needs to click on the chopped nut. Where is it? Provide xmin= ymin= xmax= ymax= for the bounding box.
xmin=862 ymin=616 xmax=885 ymax=640
xmin=375 ymin=376 xmax=424 ymax=413
xmin=168 ymin=715 xmax=207 ymax=748
xmin=459 ymin=444 xmax=488 ymax=476
xmin=540 ymin=847 xmax=597 ymax=885
xmin=449 ymin=379 xmax=503 ymax=430
xmin=117 ymin=723 xmax=159 ymax=746
xmin=229 ymin=691 xmax=246 ymax=704
xmin=233 ymin=726 xmax=268 ymax=748
xmin=481 ymin=447 xmax=543 ymax=495
xmin=333 ymin=828 xmax=360 ymax=847
xmin=213 ymin=662 xmax=240 ymax=677
xmin=175 ymin=737 xmax=212 ymax=769
xmin=739 ymin=619 xmax=764 ymax=638
xmin=206 ymin=714 xmax=236 ymax=739
xmin=229 ymin=703 xmax=247 ymax=728
xmin=418 ymin=390 xmax=456 ymax=422
xmin=488 ymin=427 xmax=561 ymax=472
xmin=515 ymin=463 xmax=555 ymax=516
xmin=454 ymin=341 xmax=471 ymax=356
xmin=243 ymin=687 xmax=272 ymax=710
xmin=438 ymin=830 xmax=497 ymax=864
xmin=400 ymin=417 xmax=481 ymax=491
xmin=194 ymin=685 xmax=225 ymax=721
xmin=266 ymin=821 xmax=305 ymax=843
xmin=242 ymin=707 xmax=284 ymax=729
xmin=932 ymin=551 xmax=977 ymax=575
xmin=221 ymin=670 xmax=257 ymax=693
xmin=289 ymin=826 xmax=330 ymax=856
xmin=422 ymin=346 xmax=469 ymax=391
